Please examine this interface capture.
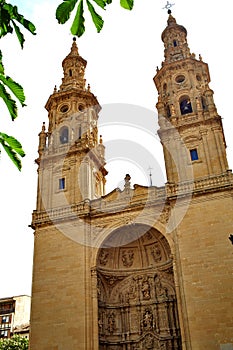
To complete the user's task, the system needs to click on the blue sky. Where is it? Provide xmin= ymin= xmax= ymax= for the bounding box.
xmin=1 ymin=0 xmax=233 ymax=297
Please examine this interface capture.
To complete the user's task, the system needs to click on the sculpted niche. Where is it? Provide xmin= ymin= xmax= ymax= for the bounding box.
xmin=96 ymin=224 xmax=181 ymax=349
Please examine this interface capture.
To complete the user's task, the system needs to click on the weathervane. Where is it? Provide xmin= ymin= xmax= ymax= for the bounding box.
xmin=163 ymin=1 xmax=175 ymax=13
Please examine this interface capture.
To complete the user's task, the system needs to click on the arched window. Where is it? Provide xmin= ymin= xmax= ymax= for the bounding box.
xmin=60 ymin=127 xmax=69 ymax=144
xmin=69 ymin=69 xmax=72 ymax=77
xmin=180 ymin=96 xmax=193 ymax=115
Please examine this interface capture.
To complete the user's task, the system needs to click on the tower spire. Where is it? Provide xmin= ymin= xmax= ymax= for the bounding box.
xmin=161 ymin=12 xmax=190 ymax=63
xmin=60 ymin=37 xmax=87 ymax=91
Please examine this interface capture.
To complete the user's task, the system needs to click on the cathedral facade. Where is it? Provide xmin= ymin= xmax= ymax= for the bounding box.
xmin=29 ymin=13 xmax=233 ymax=350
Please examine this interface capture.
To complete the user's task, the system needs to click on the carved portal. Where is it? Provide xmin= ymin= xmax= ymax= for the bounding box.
xmin=96 ymin=224 xmax=182 ymax=349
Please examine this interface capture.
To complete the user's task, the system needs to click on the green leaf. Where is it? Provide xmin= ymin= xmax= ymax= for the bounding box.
xmin=92 ymin=0 xmax=106 ymax=9
xmin=1 ymin=3 xmax=36 ymax=48
xmin=70 ymin=0 xmax=85 ymax=37
xmin=120 ymin=0 xmax=134 ymax=10
xmin=12 ymin=19 xmax=25 ymax=49
xmin=0 ymin=51 xmax=4 ymax=75
xmin=0 ymin=6 xmax=13 ymax=38
xmin=0 ymin=82 xmax=18 ymax=120
xmin=0 ymin=74 xmax=26 ymax=106
xmin=86 ymin=0 xmax=104 ymax=33
xmin=0 ymin=132 xmax=25 ymax=157
xmin=56 ymin=0 xmax=78 ymax=24
xmin=4 ymin=3 xmax=36 ymax=35
xmin=0 ymin=132 xmax=25 ymax=171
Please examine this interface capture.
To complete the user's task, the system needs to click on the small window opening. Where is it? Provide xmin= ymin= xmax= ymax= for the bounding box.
xmin=190 ymin=149 xmax=198 ymax=161
xmin=60 ymin=127 xmax=69 ymax=144
xmin=59 ymin=178 xmax=65 ymax=190
xmin=78 ymin=126 xmax=82 ymax=139
xmin=166 ymin=105 xmax=171 ymax=118
xmin=69 ymin=69 xmax=72 ymax=77
xmin=173 ymin=40 xmax=178 ymax=47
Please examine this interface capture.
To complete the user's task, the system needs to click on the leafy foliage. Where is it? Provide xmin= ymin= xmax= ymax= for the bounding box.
xmin=70 ymin=0 xmax=85 ymax=37
xmin=120 ymin=0 xmax=134 ymax=10
xmin=0 ymin=1 xmax=36 ymax=48
xmin=0 ymin=1 xmax=36 ymax=169
xmin=0 ymin=132 xmax=25 ymax=170
xmin=56 ymin=0 xmax=134 ymax=37
xmin=0 ymin=335 xmax=29 ymax=350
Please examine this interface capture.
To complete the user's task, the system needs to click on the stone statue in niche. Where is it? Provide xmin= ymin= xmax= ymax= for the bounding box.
xmin=107 ymin=312 xmax=116 ymax=333
xmin=122 ymin=249 xmax=134 ymax=267
xmin=155 ymin=274 xmax=168 ymax=299
xmin=123 ymin=279 xmax=137 ymax=302
xmin=151 ymin=244 xmax=162 ymax=263
xmin=99 ymin=249 xmax=109 ymax=266
xmin=141 ymin=308 xmax=153 ymax=331
xmin=141 ymin=277 xmax=151 ymax=300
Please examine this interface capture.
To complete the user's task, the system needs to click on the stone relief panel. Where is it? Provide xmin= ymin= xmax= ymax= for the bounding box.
xmin=96 ymin=225 xmax=181 ymax=349
xmin=96 ymin=224 xmax=172 ymax=270
xmin=120 ymin=248 xmax=135 ymax=268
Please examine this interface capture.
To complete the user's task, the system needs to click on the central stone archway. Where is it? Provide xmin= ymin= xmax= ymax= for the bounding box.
xmin=96 ymin=224 xmax=182 ymax=349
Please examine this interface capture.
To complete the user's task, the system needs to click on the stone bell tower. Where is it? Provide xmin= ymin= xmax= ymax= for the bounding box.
xmin=154 ymin=12 xmax=228 ymax=185
xmin=36 ymin=38 xmax=107 ymax=213
xmin=153 ymin=11 xmax=233 ymax=350
xmin=30 ymin=39 xmax=107 ymax=350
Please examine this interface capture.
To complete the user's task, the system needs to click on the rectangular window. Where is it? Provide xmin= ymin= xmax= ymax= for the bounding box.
xmin=190 ymin=148 xmax=198 ymax=161
xmin=59 ymin=178 xmax=65 ymax=190
xmin=0 ymin=330 xmax=8 ymax=338
xmin=2 ymin=316 xmax=9 ymax=323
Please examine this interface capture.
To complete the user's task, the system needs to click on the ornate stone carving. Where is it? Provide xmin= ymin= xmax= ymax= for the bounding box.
xmin=141 ymin=277 xmax=151 ymax=300
xmin=155 ymin=274 xmax=168 ymax=299
xmin=143 ymin=333 xmax=155 ymax=349
xmin=151 ymin=244 xmax=162 ymax=263
xmin=99 ymin=249 xmax=109 ymax=266
xmin=121 ymin=249 xmax=134 ymax=267
xmin=107 ymin=311 xmax=116 ymax=333
xmin=141 ymin=308 xmax=153 ymax=331
xmin=97 ymin=226 xmax=181 ymax=349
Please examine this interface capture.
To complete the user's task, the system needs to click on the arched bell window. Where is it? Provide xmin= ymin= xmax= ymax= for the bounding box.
xmin=180 ymin=96 xmax=193 ymax=115
xmin=60 ymin=126 xmax=69 ymax=144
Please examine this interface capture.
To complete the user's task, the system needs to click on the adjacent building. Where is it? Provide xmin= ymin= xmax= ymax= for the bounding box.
xmin=0 ymin=295 xmax=31 ymax=339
